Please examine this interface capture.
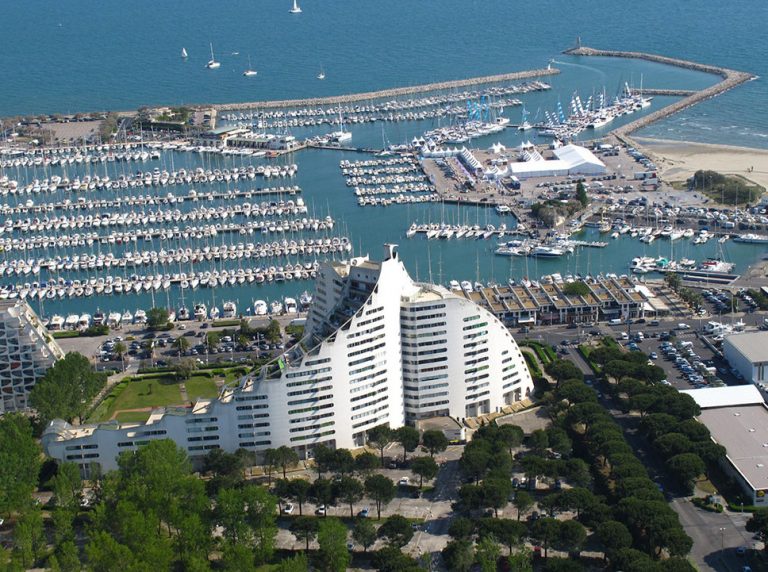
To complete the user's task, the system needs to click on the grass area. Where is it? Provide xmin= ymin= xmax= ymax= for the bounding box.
xmin=52 ymin=330 xmax=80 ymax=339
xmin=519 ymin=340 xmax=556 ymax=365
xmin=88 ymin=365 xmax=246 ymax=423
xmin=185 ymin=375 xmax=220 ymax=399
xmin=212 ymin=319 xmax=241 ymax=328
xmin=115 ymin=410 xmax=151 ymax=424
xmin=691 ymin=170 xmax=765 ymax=205
xmin=521 ymin=350 xmax=543 ymax=380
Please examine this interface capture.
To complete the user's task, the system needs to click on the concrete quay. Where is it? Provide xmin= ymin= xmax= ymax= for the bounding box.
xmin=563 ymin=46 xmax=756 ymax=147
xmin=211 ymin=68 xmax=559 ymax=111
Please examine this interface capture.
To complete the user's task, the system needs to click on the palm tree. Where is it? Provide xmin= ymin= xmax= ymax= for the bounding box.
xmin=113 ymin=341 xmax=127 ymax=371
xmin=174 ymin=336 xmax=190 ymax=357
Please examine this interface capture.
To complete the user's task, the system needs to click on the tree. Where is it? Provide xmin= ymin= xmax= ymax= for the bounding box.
xmin=49 ymin=540 xmax=80 ymax=572
xmin=746 ymin=508 xmax=768 ymax=551
xmin=354 ymin=451 xmax=380 ymax=476
xmin=242 ymin=485 xmax=279 ymax=564
xmin=367 ymin=425 xmax=394 ymax=465
xmin=14 ymin=507 xmax=45 ymax=568
xmin=421 ymin=430 xmax=449 ymax=457
xmin=513 ymin=490 xmax=534 ymax=521
xmin=364 ymin=474 xmax=395 ymax=520
xmin=309 ymin=478 xmax=336 ymax=512
xmin=530 ymin=518 xmax=561 ymax=558
xmin=666 ymin=453 xmax=705 ymax=493
xmin=221 ymin=539 xmax=255 ymax=572
xmin=528 ymin=429 xmax=549 ymax=454
xmin=557 ymin=487 xmax=595 ymax=519
xmin=313 ymin=444 xmax=336 ymax=479
xmin=316 ymin=517 xmax=350 ymax=572
xmin=85 ymin=530 xmax=136 ymax=572
xmin=174 ymin=336 xmax=191 ymax=357
xmin=395 ymin=426 xmax=420 ymax=462
xmin=263 ymin=448 xmax=279 ymax=485
xmin=175 ymin=357 xmax=197 ymax=380
xmin=352 ymin=517 xmax=377 ymax=552
xmin=596 ymin=520 xmax=633 ymax=560
xmin=497 ymin=424 xmax=525 ymax=454
xmin=546 ymin=427 xmax=572 ymax=456
xmin=289 ymin=479 xmax=311 ymax=516
xmin=555 ymin=519 xmax=586 ymax=555
xmin=276 ymin=552 xmax=310 ymax=572
xmin=690 ymin=441 xmax=726 ymax=465
xmin=476 ymin=535 xmax=501 ymax=572
xmin=114 ymin=341 xmax=127 ymax=370
xmin=654 ymin=433 xmax=693 ymax=459
xmin=0 ymin=414 xmax=41 ymax=516
xmin=147 ymin=307 xmax=170 ymax=329
xmin=576 ymin=181 xmax=588 ymax=207
xmin=449 ymin=516 xmax=475 ymax=540
xmin=507 ymin=547 xmax=534 ymax=572
xmin=377 ymin=514 xmax=413 ymax=548
xmin=483 ymin=477 xmax=512 ymax=517
xmin=264 ymin=319 xmax=282 ymax=344
xmin=481 ymin=519 xmax=526 ymax=555
xmin=372 ymin=546 xmax=422 ymax=572
xmin=290 ymin=516 xmax=318 ymax=551
xmin=556 ymin=381 xmax=597 ymax=405
xmin=274 ymin=445 xmax=300 ymax=478
xmin=410 ymin=455 xmax=439 ymax=488
xmin=336 ymin=476 xmax=364 ymax=518
xmin=545 ymin=359 xmax=584 ymax=385
xmin=331 ymin=448 xmax=355 ymax=477
xmin=442 ymin=539 xmax=474 ymax=572
xmin=29 ymin=352 xmax=107 ymax=423
xmin=460 ymin=444 xmax=491 ymax=484
xmin=604 ymin=360 xmax=636 ymax=382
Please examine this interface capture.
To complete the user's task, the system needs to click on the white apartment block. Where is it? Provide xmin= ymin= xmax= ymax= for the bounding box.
xmin=43 ymin=245 xmax=533 ymax=474
xmin=0 ymin=300 xmax=64 ymax=414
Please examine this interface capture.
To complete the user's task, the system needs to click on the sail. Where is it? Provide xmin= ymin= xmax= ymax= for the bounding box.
xmin=181 ymin=47 xmax=188 ymax=58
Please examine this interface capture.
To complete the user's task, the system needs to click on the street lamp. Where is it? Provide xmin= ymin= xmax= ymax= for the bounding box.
xmin=719 ymin=527 xmax=726 ymax=551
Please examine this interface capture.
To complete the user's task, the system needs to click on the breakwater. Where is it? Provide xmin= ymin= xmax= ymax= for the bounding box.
xmin=211 ymin=68 xmax=559 ymax=111
xmin=563 ymin=46 xmax=755 ymax=146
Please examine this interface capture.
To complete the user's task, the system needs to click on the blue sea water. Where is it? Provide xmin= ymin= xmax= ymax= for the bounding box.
xmin=1 ymin=1 xmax=767 ymax=319
xmin=1 ymin=0 xmax=766 ymax=147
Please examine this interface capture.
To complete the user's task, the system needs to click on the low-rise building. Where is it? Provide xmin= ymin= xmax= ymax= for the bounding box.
xmin=0 ymin=300 xmax=64 ymax=414
xmin=723 ymin=331 xmax=768 ymax=384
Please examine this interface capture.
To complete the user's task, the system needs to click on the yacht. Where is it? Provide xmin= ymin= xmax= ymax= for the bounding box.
xmin=209 ymin=306 xmax=220 ymax=320
xmin=206 ymin=43 xmax=221 ymax=69
xmin=284 ymin=297 xmax=298 ymax=314
xmin=178 ymin=307 xmax=190 ymax=321
xmin=531 ymin=245 xmax=565 ymax=258
xmin=254 ymin=300 xmax=268 ymax=315
xmin=243 ymin=55 xmax=257 ymax=77
xmin=299 ymin=291 xmax=313 ymax=309
xmin=317 ymin=65 xmax=325 ymax=80
xmin=194 ymin=303 xmax=207 ymax=321
xmin=289 ymin=0 xmax=302 ymax=13
xmin=134 ymin=309 xmax=147 ymax=324
xmin=222 ymin=301 xmax=237 ymax=318
xmin=734 ymin=233 xmax=768 ymax=244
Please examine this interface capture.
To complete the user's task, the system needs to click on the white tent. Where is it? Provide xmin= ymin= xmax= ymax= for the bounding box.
xmin=503 ymin=144 xmax=606 ymax=180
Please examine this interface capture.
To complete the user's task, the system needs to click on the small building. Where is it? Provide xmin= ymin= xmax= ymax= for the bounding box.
xmin=416 ymin=416 xmax=466 ymax=443
xmin=723 ymin=331 xmax=768 ymax=384
xmin=193 ymin=126 xmax=248 ymax=148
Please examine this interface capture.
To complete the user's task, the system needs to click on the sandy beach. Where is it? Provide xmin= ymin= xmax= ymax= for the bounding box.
xmin=634 ymin=137 xmax=768 ymax=190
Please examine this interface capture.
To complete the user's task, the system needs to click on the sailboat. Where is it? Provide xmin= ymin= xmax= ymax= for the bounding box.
xmin=243 ymin=55 xmax=257 ymax=77
xmin=518 ymin=106 xmax=533 ymax=131
xmin=181 ymin=47 xmax=188 ymax=59
xmin=289 ymin=0 xmax=302 ymax=13
xmin=317 ymin=65 xmax=325 ymax=80
xmin=206 ymin=43 xmax=220 ymax=69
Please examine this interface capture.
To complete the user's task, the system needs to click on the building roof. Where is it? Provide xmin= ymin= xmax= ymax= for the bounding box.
xmin=699 ymin=404 xmax=768 ymax=491
xmin=724 ymin=331 xmax=768 ymax=363
xmin=552 ymin=144 xmax=606 ymax=169
xmin=506 ymin=144 xmax=605 ymax=177
xmin=681 ymin=385 xmax=764 ymax=409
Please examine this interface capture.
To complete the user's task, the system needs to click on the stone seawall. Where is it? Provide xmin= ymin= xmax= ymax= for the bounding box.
xmin=563 ymin=46 xmax=755 ymax=147
xmin=210 ymin=68 xmax=559 ymax=111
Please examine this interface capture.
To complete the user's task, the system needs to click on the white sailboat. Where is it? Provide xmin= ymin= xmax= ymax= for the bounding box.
xmin=317 ymin=65 xmax=325 ymax=80
xmin=206 ymin=43 xmax=220 ymax=69
xmin=243 ymin=55 xmax=257 ymax=77
xmin=289 ymin=0 xmax=302 ymax=13
xmin=181 ymin=47 xmax=188 ymax=59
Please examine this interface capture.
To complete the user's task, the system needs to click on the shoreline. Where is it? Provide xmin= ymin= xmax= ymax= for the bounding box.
xmin=633 ymin=136 xmax=768 ymax=189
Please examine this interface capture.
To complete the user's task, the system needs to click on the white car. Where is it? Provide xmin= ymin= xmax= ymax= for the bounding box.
xmin=315 ymin=505 xmax=327 ymax=516
xmin=398 ymin=477 xmax=410 ymax=486
xmin=282 ymin=503 xmax=294 ymax=515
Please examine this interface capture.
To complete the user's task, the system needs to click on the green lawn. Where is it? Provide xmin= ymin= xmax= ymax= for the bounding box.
xmin=112 ymin=375 xmax=184 ymax=410
xmin=115 ymin=410 xmax=151 ymax=424
xmin=185 ymin=375 xmax=220 ymax=399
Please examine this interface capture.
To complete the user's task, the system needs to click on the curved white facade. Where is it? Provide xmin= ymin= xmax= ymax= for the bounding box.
xmin=43 ymin=245 xmax=533 ymax=473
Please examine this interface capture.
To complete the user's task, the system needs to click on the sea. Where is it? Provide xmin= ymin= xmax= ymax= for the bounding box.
xmin=1 ymin=0 xmax=766 ymax=319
